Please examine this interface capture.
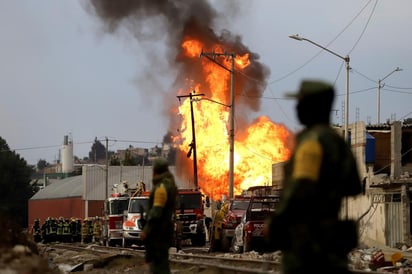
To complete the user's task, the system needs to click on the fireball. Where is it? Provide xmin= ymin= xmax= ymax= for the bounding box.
xmin=174 ymin=37 xmax=293 ymax=200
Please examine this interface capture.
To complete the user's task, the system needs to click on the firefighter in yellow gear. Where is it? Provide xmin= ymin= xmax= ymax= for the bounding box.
xmin=93 ymin=217 xmax=102 ymax=244
xmin=31 ymin=218 xmax=42 ymax=243
xmin=209 ymin=200 xmax=229 ymax=252
xmin=56 ymin=217 xmax=64 ymax=243
xmin=49 ymin=218 xmax=57 ymax=243
xmin=62 ymin=218 xmax=71 ymax=243
xmin=81 ymin=218 xmax=92 ymax=244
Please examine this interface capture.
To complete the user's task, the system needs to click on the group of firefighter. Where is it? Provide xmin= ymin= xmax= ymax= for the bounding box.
xmin=30 ymin=216 xmax=103 ymax=244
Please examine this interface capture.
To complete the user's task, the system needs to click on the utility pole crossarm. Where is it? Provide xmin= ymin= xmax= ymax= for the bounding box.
xmin=200 ymin=50 xmax=235 ymax=72
xmin=176 ymin=92 xmax=205 ymax=101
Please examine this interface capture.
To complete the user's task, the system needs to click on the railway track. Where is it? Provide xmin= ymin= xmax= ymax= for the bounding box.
xmin=40 ymin=243 xmax=398 ymax=274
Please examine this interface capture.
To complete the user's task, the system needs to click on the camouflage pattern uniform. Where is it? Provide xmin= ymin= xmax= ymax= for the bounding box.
xmin=266 ymin=80 xmax=362 ymax=274
xmin=143 ymin=158 xmax=178 ymax=274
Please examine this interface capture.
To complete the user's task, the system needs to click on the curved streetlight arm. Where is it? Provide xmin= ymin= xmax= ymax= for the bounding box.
xmin=289 ymin=33 xmax=350 ymax=144
xmin=377 ymin=67 xmax=402 ymax=124
xmin=289 ymin=34 xmax=349 ymax=62
xmin=380 ymin=67 xmax=402 ymax=82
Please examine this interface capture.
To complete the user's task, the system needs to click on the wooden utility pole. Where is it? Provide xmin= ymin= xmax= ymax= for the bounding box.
xmin=177 ymin=91 xmax=204 ymax=189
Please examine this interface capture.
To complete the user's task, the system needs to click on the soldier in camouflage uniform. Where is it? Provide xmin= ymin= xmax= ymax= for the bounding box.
xmin=141 ymin=157 xmax=178 ymax=274
xmin=265 ymin=80 xmax=362 ymax=274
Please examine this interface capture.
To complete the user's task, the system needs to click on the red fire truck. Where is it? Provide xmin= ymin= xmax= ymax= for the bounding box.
xmin=175 ymin=189 xmax=207 ymax=247
xmin=104 ymin=182 xmax=130 ymax=247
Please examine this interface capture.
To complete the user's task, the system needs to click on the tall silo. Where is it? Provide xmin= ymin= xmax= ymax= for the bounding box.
xmin=62 ymin=135 xmax=74 ymax=173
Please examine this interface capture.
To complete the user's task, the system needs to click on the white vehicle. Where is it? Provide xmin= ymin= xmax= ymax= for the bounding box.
xmin=122 ymin=193 xmax=150 ymax=248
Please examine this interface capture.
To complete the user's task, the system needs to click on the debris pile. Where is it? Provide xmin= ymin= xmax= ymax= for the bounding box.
xmin=0 ymin=217 xmax=59 ymax=274
xmin=349 ymin=246 xmax=412 ymax=273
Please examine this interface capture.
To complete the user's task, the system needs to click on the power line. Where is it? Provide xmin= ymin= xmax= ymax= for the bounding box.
xmin=385 ymin=84 xmax=412 ymax=90
xmin=347 ymin=0 xmax=378 ymax=55
xmin=381 ymin=88 xmax=412 ymax=95
xmin=6 ymin=139 xmax=162 ymax=153
xmin=268 ymin=0 xmax=376 ymax=85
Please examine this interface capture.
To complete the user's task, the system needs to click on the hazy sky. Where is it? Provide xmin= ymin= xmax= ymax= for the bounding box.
xmin=1 ymin=0 xmax=411 ymax=165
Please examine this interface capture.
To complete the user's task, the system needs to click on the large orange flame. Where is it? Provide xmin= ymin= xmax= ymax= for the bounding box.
xmin=175 ymin=37 xmax=293 ymax=200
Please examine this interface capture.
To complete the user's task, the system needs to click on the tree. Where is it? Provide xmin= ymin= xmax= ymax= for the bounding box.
xmin=110 ymin=155 xmax=121 ymax=166
xmin=404 ymin=118 xmax=412 ymax=124
xmin=37 ymin=159 xmax=49 ymax=170
xmin=135 ymin=153 xmax=149 ymax=166
xmin=122 ymin=150 xmax=136 ymax=166
xmin=0 ymin=136 xmax=34 ymax=228
xmin=89 ymin=137 xmax=106 ymax=163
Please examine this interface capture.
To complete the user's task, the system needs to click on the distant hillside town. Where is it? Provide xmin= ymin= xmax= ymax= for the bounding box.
xmin=32 ymin=135 xmax=176 ymax=183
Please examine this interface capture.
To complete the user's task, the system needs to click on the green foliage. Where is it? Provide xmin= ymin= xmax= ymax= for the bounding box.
xmin=0 ymin=136 xmax=34 ymax=228
xmin=110 ymin=155 xmax=121 ymax=166
xmin=122 ymin=150 xmax=136 ymax=166
xmin=37 ymin=159 xmax=49 ymax=170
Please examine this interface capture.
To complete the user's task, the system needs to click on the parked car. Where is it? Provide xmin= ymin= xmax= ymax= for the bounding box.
xmin=209 ymin=196 xmax=250 ymax=252
xmin=231 ymin=195 xmax=280 ymax=253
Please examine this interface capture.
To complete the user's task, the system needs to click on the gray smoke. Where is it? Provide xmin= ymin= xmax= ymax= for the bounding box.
xmin=85 ymin=0 xmax=270 ymax=111
xmin=85 ymin=1 xmax=272 ymax=182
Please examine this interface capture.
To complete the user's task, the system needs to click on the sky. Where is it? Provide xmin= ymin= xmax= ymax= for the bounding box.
xmin=0 ymin=0 xmax=411 ymax=166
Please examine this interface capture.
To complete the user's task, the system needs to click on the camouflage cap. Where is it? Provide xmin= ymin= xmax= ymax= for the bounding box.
xmin=153 ymin=157 xmax=169 ymax=174
xmin=285 ymin=79 xmax=334 ymax=100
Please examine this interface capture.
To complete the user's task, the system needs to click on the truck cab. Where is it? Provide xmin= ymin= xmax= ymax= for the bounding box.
xmin=105 ymin=195 xmax=129 ymax=246
xmin=122 ymin=192 xmax=150 ymax=248
xmin=175 ymin=189 xmax=206 ymax=247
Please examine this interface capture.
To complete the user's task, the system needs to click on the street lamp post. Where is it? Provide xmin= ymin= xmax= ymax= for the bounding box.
xmin=289 ymin=34 xmax=350 ymax=142
xmin=377 ymin=67 xmax=402 ymax=124
xmin=104 ymin=137 xmax=109 ymax=245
